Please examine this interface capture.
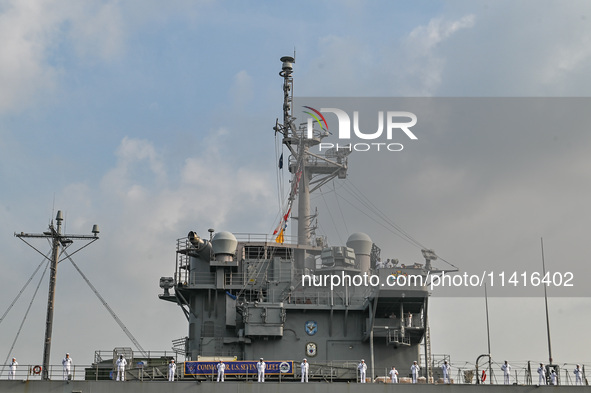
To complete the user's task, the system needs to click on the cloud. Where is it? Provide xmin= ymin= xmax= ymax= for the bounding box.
xmin=0 ymin=0 xmax=127 ymax=113
xmin=399 ymin=15 xmax=476 ymax=95
xmin=230 ymin=70 xmax=254 ymax=110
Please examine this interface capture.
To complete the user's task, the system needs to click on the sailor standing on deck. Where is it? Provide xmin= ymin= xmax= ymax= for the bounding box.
xmin=116 ymin=355 xmax=127 ymax=381
xmin=257 ymin=358 xmax=266 ymax=382
xmin=501 ymin=361 xmax=511 ymax=385
xmin=411 ymin=361 xmax=420 ymax=384
xmin=62 ymin=353 xmax=73 ymax=381
xmin=9 ymin=358 xmax=17 ymax=380
xmin=389 ymin=366 xmax=399 ymax=383
xmin=301 ymin=358 xmax=309 ymax=382
xmin=550 ymin=370 xmax=557 ymax=385
xmin=358 ymin=359 xmax=367 ymax=383
xmin=217 ymin=360 xmax=226 ymax=382
xmin=574 ymin=364 xmax=583 ymax=385
xmin=168 ymin=359 xmax=176 ymax=381
xmin=441 ymin=360 xmax=451 ymax=383
xmin=538 ymin=363 xmax=546 ymax=385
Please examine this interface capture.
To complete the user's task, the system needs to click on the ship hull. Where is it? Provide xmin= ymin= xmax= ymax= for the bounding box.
xmin=0 ymin=380 xmax=586 ymax=393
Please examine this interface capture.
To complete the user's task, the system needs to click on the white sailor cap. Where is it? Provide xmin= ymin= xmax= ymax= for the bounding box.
xmin=260 ymin=358 xmax=264 ymax=360
xmin=361 ymin=359 xmax=365 ymax=362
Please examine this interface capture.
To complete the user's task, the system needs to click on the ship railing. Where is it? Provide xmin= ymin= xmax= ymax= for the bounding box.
xmin=3 ymin=360 xmax=587 ymax=384
xmin=234 ymin=233 xmax=298 ymax=244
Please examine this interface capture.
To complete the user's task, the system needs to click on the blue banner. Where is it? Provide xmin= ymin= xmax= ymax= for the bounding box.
xmin=184 ymin=361 xmax=294 ymax=375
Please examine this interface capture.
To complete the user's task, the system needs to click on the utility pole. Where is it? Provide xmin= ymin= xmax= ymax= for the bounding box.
xmin=15 ymin=210 xmax=99 ymax=380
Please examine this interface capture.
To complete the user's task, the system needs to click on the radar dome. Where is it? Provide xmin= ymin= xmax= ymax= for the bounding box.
xmin=346 ymin=232 xmax=373 ymax=256
xmin=211 ymin=231 xmax=238 ymax=256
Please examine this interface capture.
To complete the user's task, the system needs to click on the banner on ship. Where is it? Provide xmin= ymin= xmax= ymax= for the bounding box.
xmin=184 ymin=360 xmax=294 ymax=375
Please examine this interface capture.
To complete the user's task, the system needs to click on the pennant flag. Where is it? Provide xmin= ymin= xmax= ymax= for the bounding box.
xmin=275 ymin=228 xmax=284 ymax=244
xmin=279 ymin=153 xmax=283 ymax=169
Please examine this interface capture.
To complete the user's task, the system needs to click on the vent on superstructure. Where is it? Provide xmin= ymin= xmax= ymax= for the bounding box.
xmin=202 ymin=321 xmax=215 ymax=337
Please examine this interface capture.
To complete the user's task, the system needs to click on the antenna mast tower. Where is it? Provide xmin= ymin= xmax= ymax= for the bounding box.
xmin=274 ymin=56 xmax=351 ymax=271
xmin=15 ymin=211 xmax=99 ymax=380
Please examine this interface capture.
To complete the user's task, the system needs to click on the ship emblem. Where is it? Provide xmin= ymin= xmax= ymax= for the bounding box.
xmin=306 ymin=342 xmax=318 ymax=357
xmin=305 ymin=320 xmax=318 ymax=335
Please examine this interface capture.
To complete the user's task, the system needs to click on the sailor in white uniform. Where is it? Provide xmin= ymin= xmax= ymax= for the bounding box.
xmin=574 ymin=364 xmax=583 ymax=385
xmin=168 ymin=359 xmax=176 ymax=381
xmin=501 ymin=361 xmax=511 ymax=385
xmin=389 ymin=366 xmax=398 ymax=383
xmin=358 ymin=359 xmax=367 ymax=383
xmin=62 ymin=353 xmax=73 ymax=381
xmin=411 ymin=361 xmax=420 ymax=384
xmin=538 ymin=363 xmax=546 ymax=385
xmin=550 ymin=370 xmax=557 ymax=385
xmin=217 ymin=360 xmax=226 ymax=382
xmin=116 ymin=355 xmax=127 ymax=382
xmin=257 ymin=358 xmax=266 ymax=382
xmin=441 ymin=360 xmax=451 ymax=383
xmin=301 ymin=358 xmax=309 ymax=382
xmin=9 ymin=358 xmax=17 ymax=380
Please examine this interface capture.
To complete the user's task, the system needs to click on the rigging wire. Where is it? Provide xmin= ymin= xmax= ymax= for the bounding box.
xmin=0 ymin=259 xmax=50 ymax=377
xmin=334 ymin=179 xmax=458 ymax=270
xmin=65 ymin=252 xmax=148 ymax=357
xmin=0 ymin=253 xmax=49 ymax=327
xmin=318 ymin=188 xmax=344 ymax=245
xmin=333 ymin=181 xmax=350 ymax=236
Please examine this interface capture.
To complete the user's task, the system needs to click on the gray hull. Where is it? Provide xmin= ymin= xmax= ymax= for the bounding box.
xmin=0 ymin=380 xmax=588 ymax=393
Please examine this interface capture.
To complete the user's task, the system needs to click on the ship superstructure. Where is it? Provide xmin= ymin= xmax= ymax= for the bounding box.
xmin=158 ymin=56 xmax=447 ymax=381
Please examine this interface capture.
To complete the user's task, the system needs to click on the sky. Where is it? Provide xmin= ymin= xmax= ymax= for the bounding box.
xmin=1 ymin=0 xmax=591 ymax=375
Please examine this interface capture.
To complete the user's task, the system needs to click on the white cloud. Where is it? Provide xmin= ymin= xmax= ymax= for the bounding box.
xmin=399 ymin=15 xmax=476 ymax=95
xmin=0 ymin=0 xmax=127 ymax=113
xmin=0 ymin=0 xmax=59 ymax=112
xmin=230 ymin=70 xmax=254 ymax=110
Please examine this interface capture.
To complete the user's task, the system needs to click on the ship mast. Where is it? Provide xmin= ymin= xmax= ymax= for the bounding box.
xmin=15 ymin=211 xmax=99 ymax=380
xmin=274 ymin=56 xmax=351 ymax=271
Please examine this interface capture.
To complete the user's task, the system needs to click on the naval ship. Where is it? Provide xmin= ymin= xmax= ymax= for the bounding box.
xmin=0 ymin=57 xmax=587 ymax=393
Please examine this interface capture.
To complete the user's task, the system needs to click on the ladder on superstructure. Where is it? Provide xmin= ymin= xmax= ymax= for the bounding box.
xmin=425 ymin=325 xmax=433 ymax=381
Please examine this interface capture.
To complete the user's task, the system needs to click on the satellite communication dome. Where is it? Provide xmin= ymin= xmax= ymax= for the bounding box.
xmin=346 ymin=232 xmax=373 ymax=256
xmin=211 ymin=231 xmax=238 ymax=256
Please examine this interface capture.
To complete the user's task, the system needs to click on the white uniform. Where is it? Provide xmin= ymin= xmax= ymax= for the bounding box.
xmin=62 ymin=355 xmax=73 ymax=381
xmin=538 ymin=365 xmax=546 ymax=385
xmin=501 ymin=363 xmax=511 ymax=385
xmin=116 ymin=357 xmax=127 ymax=381
xmin=257 ymin=360 xmax=265 ymax=382
xmin=168 ymin=361 xmax=176 ymax=381
xmin=442 ymin=362 xmax=450 ymax=383
xmin=358 ymin=361 xmax=367 ymax=383
xmin=301 ymin=360 xmax=309 ymax=382
xmin=217 ymin=362 xmax=226 ymax=382
xmin=411 ymin=363 xmax=420 ymax=383
xmin=550 ymin=371 xmax=557 ymax=385
xmin=9 ymin=359 xmax=17 ymax=380
xmin=574 ymin=366 xmax=583 ymax=385
xmin=389 ymin=368 xmax=398 ymax=383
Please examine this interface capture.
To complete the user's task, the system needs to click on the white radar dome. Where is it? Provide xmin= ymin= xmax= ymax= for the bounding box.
xmin=211 ymin=231 xmax=238 ymax=256
xmin=346 ymin=232 xmax=373 ymax=256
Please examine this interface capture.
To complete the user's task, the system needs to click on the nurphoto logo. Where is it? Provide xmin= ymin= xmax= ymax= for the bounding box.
xmin=303 ymin=106 xmax=418 ymax=152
